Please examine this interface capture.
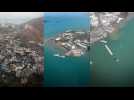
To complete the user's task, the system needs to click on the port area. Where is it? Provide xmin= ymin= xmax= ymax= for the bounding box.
xmin=47 ymin=12 xmax=129 ymax=57
xmin=53 ymin=30 xmax=90 ymax=57
xmin=89 ymin=12 xmax=128 ymax=44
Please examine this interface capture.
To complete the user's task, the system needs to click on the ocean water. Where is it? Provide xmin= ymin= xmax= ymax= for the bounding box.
xmin=90 ymin=18 xmax=134 ymax=87
xmin=45 ymin=12 xmax=89 ymax=38
xmin=44 ymin=12 xmax=90 ymax=87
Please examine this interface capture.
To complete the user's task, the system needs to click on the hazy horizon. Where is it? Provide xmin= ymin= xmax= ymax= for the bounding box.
xmin=0 ymin=12 xmax=43 ymax=24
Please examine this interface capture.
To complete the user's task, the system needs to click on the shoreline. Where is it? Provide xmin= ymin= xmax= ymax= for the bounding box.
xmin=45 ymin=38 xmax=67 ymax=55
xmin=90 ymin=12 xmax=134 ymax=44
xmin=45 ymin=30 xmax=89 ymax=57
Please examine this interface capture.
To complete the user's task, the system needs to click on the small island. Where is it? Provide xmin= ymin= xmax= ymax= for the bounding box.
xmin=45 ymin=30 xmax=90 ymax=57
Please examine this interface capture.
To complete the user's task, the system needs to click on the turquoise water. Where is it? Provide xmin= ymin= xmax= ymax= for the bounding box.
xmin=90 ymin=18 xmax=134 ymax=87
xmin=44 ymin=12 xmax=134 ymax=87
xmin=45 ymin=12 xmax=89 ymax=38
xmin=44 ymin=12 xmax=90 ymax=87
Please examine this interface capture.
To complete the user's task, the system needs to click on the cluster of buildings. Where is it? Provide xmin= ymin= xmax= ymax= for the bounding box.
xmin=55 ymin=30 xmax=90 ymax=57
xmin=89 ymin=12 xmax=128 ymax=44
xmin=0 ymin=24 xmax=44 ymax=86
xmin=0 ymin=23 xmax=16 ymax=28
xmin=53 ymin=12 xmax=129 ymax=57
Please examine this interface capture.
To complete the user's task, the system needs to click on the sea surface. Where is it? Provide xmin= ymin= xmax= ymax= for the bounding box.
xmin=44 ymin=12 xmax=90 ymax=87
xmin=90 ymin=18 xmax=134 ymax=87
xmin=44 ymin=12 xmax=134 ymax=87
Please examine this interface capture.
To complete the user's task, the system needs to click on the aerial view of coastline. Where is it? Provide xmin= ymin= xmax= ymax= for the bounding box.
xmin=0 ymin=12 xmax=44 ymax=87
xmin=44 ymin=12 xmax=90 ymax=87
xmin=1 ymin=12 xmax=134 ymax=87
xmin=44 ymin=12 xmax=134 ymax=87
xmin=90 ymin=12 xmax=134 ymax=87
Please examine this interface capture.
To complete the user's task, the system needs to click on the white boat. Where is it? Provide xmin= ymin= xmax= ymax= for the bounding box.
xmin=104 ymin=44 xmax=113 ymax=56
xmin=54 ymin=54 xmax=65 ymax=58
xmin=100 ymin=40 xmax=107 ymax=44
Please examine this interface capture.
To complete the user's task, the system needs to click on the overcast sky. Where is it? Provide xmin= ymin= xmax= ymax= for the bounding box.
xmin=0 ymin=12 xmax=43 ymax=24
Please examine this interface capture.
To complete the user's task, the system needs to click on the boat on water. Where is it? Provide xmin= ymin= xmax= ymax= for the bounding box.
xmin=53 ymin=54 xmax=65 ymax=58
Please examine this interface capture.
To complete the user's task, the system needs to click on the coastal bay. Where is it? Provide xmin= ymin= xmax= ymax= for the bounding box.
xmin=90 ymin=16 xmax=134 ymax=87
xmin=44 ymin=12 xmax=90 ymax=87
